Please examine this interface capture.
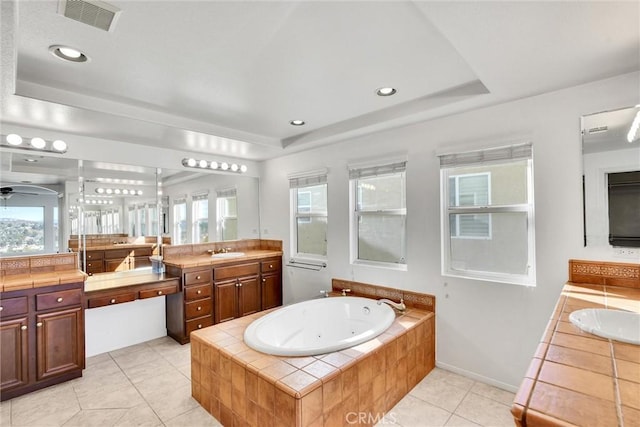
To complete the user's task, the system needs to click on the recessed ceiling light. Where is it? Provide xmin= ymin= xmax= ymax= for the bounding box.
xmin=290 ymin=120 xmax=305 ymax=126
xmin=24 ymin=158 xmax=38 ymax=163
xmin=376 ymin=87 xmax=397 ymax=96
xmin=49 ymin=45 xmax=89 ymax=63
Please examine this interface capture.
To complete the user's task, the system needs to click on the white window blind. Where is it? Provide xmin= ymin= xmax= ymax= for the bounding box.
xmin=349 ymin=161 xmax=406 ymax=179
xmin=192 ymin=191 xmax=209 ymax=201
xmin=216 ymin=188 xmax=236 ymax=198
xmin=289 ymin=174 xmax=327 ymax=189
xmin=439 ymin=143 xmax=532 ymax=168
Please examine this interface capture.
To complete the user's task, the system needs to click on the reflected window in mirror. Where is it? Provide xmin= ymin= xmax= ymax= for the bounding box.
xmin=216 ymin=188 xmax=237 ymax=241
xmin=582 ymin=105 xmax=640 ymax=248
xmin=173 ymin=196 xmax=187 ymax=244
xmin=192 ymin=192 xmax=209 ymax=243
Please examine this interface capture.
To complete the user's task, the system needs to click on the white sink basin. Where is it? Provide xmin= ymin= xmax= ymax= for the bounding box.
xmin=211 ymin=252 xmax=245 ymax=259
xmin=569 ymin=308 xmax=640 ymax=345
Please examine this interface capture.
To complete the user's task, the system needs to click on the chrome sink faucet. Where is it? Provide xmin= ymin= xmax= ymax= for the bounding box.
xmin=377 ymin=298 xmax=406 ymax=312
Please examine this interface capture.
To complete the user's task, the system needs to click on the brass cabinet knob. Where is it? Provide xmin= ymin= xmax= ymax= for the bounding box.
xmin=239 ymin=283 xmax=243 ymax=287
xmin=88 ymin=255 xmax=92 ymax=259
xmin=197 ymin=306 xmax=202 ymax=311
xmin=0 ymin=306 xmax=3 ymax=311
xmin=262 ymin=278 xmax=266 ymax=283
xmin=36 ymin=322 xmax=43 ymax=327
xmin=57 ymin=297 xmax=63 ymax=303
xmin=110 ymin=298 xmax=116 ymax=304
xmin=157 ymin=291 xmax=163 ymax=295
xmin=269 ymin=264 xmax=273 ymax=268
xmin=196 ymin=290 xmax=202 ymax=294
xmin=196 ymin=275 xmax=201 ymax=280
xmin=197 ymin=324 xmax=202 ymax=329
xmin=21 ymin=325 xmax=27 ymax=331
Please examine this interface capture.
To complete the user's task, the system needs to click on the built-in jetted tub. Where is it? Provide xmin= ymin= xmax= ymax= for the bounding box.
xmin=244 ymin=296 xmax=395 ymax=356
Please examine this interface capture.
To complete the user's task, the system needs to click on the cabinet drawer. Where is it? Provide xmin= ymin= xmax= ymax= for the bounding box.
xmin=104 ymin=249 xmax=132 ymax=260
xmin=36 ymin=288 xmax=82 ymax=311
xmin=185 ymin=283 xmax=212 ymax=301
xmin=185 ymin=299 xmax=213 ymax=320
xmin=0 ymin=296 xmax=28 ymax=318
xmin=214 ymin=263 xmax=259 ymax=281
xmin=86 ymin=251 xmax=104 ymax=261
xmin=186 ymin=316 xmax=213 ymax=336
xmin=85 ymin=261 xmax=104 ymax=273
xmin=131 ymin=247 xmax=152 ymax=257
xmin=87 ymin=292 xmax=136 ymax=308
xmin=184 ymin=269 xmax=212 ymax=285
xmin=139 ymin=284 xmax=178 ymax=299
xmin=261 ymin=259 xmax=281 ymax=273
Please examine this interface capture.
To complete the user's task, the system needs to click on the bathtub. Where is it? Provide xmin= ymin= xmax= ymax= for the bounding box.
xmin=243 ymin=296 xmax=396 ymax=356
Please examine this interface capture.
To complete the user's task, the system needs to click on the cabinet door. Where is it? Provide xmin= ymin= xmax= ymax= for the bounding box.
xmin=0 ymin=317 xmax=29 ymax=391
xmin=215 ymin=280 xmax=238 ymax=323
xmin=238 ymin=276 xmax=260 ymax=317
xmin=261 ymin=273 xmax=282 ymax=311
xmin=104 ymin=258 xmax=130 ymax=272
xmin=36 ymin=307 xmax=84 ymax=381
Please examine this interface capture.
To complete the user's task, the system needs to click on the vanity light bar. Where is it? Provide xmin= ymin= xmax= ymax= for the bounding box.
xmin=1 ymin=134 xmax=68 ymax=154
xmin=95 ymin=188 xmax=143 ymax=196
xmin=182 ymin=158 xmax=247 ymax=173
xmin=77 ymin=198 xmax=114 ymax=205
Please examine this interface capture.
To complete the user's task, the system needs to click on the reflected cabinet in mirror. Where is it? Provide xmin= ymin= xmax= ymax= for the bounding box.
xmin=582 ymin=105 xmax=640 ymax=248
xmin=0 ymin=151 xmax=261 ymax=275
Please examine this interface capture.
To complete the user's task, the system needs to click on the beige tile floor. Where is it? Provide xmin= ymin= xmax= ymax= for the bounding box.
xmin=0 ymin=337 xmax=515 ymax=427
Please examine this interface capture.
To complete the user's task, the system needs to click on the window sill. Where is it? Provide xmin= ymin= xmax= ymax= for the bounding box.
xmin=442 ymin=270 xmax=535 ymax=287
xmin=351 ymin=260 xmax=408 ymax=272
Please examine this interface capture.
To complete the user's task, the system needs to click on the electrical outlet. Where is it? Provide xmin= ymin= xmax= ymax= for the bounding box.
xmin=613 ymin=247 xmax=640 ymax=260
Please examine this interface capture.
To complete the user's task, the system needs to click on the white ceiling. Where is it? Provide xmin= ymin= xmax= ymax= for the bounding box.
xmin=1 ymin=0 xmax=639 ymax=162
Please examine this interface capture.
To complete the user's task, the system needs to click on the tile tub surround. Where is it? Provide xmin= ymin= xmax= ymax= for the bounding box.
xmin=190 ymin=289 xmax=436 ymax=426
xmin=568 ymin=259 xmax=640 ymax=289
xmin=512 ymin=279 xmax=640 ymax=426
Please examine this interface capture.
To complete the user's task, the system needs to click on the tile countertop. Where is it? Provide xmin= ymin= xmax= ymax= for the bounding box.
xmin=1 ymin=270 xmax=88 ymax=292
xmin=84 ymin=268 xmax=178 ymax=293
xmin=512 ymin=282 xmax=640 ymax=427
xmin=162 ymin=249 xmax=283 ymax=269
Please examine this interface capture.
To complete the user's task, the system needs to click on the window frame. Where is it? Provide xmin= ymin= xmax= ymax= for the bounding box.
xmin=449 ymin=172 xmax=493 ymax=240
xmin=172 ymin=198 xmax=187 ymax=245
xmin=440 ymin=145 xmax=535 ymax=286
xmin=216 ymin=189 xmax=237 ymax=241
xmin=349 ymin=162 xmax=407 ymax=269
xmin=192 ymin=193 xmax=209 ymax=243
xmin=289 ymin=173 xmax=328 ymax=261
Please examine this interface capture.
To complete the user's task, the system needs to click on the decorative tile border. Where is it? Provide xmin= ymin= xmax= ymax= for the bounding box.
xmin=569 ymin=259 xmax=640 ymax=288
xmin=332 ymin=279 xmax=435 ymax=312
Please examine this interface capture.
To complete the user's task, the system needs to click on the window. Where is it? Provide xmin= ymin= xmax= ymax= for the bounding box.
xmin=0 ymin=206 xmax=45 ymax=255
xmin=449 ymin=173 xmax=491 ymax=238
xmin=173 ymin=197 xmax=187 ymax=244
xmin=192 ymin=193 xmax=209 ymax=243
xmin=148 ymin=204 xmax=158 ymax=237
xmin=349 ymin=161 xmax=406 ymax=266
xmin=216 ymin=189 xmax=237 ymax=241
xmin=289 ymin=173 xmax=328 ymax=258
xmin=440 ymin=143 xmax=535 ymax=285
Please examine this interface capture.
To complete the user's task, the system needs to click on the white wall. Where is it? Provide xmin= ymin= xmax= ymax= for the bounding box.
xmin=259 ymin=71 xmax=640 ymax=391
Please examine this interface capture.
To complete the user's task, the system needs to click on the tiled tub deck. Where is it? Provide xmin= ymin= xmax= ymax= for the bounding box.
xmin=190 ymin=281 xmax=436 ymax=426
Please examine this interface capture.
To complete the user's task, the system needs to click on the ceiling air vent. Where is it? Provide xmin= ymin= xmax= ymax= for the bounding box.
xmin=58 ymin=0 xmax=121 ymax=32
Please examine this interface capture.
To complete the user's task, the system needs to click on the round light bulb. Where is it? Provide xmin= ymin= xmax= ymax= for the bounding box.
xmin=187 ymin=158 xmax=196 ymax=167
xmin=240 ymin=165 xmax=248 ymax=173
xmin=199 ymin=159 xmax=208 ymax=168
xmin=30 ymin=137 xmax=46 ymax=149
xmin=210 ymin=161 xmax=219 ymax=169
xmin=6 ymin=134 xmax=23 ymax=145
xmin=123 ymin=189 xmax=129 ymax=195
xmin=231 ymin=164 xmax=239 ymax=172
xmin=106 ymin=189 xmax=113 ymax=194
xmin=137 ymin=190 xmax=143 ymax=195
xmin=96 ymin=188 xmax=105 ymax=194
xmin=114 ymin=189 xmax=121 ymax=194
xmin=52 ymin=140 xmax=67 ymax=151
xmin=221 ymin=162 xmax=229 ymax=170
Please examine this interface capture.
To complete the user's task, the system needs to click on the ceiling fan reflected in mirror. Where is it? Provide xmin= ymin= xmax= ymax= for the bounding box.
xmin=0 ymin=186 xmax=40 ymax=200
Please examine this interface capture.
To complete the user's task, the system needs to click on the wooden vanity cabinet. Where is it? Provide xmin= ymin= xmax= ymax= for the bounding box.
xmin=214 ymin=262 xmax=261 ymax=323
xmin=165 ymin=267 xmax=214 ymax=344
xmin=84 ymin=250 xmax=105 ymax=275
xmin=260 ymin=257 xmax=282 ymax=310
xmin=83 ymin=246 xmax=153 ymax=275
xmin=0 ymin=282 xmax=85 ymax=401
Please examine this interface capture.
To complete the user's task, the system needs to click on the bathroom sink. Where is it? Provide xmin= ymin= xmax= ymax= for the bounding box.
xmin=211 ymin=252 xmax=246 ymax=259
xmin=569 ymin=308 xmax=640 ymax=345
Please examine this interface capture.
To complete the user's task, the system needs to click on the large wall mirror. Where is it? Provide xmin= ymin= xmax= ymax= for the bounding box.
xmin=0 ymin=151 xmax=261 ymax=274
xmin=582 ymin=105 xmax=640 ymax=248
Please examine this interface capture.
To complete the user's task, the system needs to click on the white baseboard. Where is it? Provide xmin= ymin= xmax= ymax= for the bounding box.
xmin=435 ymin=361 xmax=519 ymax=393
